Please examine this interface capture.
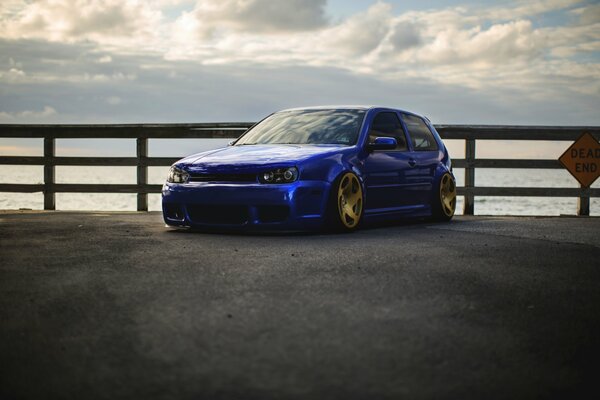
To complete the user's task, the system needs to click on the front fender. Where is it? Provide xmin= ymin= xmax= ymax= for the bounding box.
xmin=298 ymin=148 xmax=363 ymax=184
xmin=298 ymin=151 xmax=366 ymax=212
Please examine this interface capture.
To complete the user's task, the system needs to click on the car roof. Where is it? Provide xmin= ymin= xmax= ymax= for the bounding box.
xmin=277 ymin=105 xmax=427 ymax=120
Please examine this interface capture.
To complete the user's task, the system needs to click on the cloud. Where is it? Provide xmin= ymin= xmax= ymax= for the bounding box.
xmin=410 ymin=19 xmax=543 ymax=66
xmin=0 ymin=37 xmax=598 ymax=127
xmin=1 ymin=0 xmax=163 ymax=44
xmin=176 ymin=0 xmax=327 ymax=39
xmin=570 ymin=2 xmax=600 ymax=25
xmin=97 ymin=55 xmax=112 ymax=63
xmin=389 ymin=22 xmax=422 ymax=52
xmin=0 ymin=67 xmax=26 ymax=83
xmin=323 ymin=2 xmax=392 ymax=56
xmin=0 ymin=106 xmax=57 ymax=121
xmin=106 ymin=96 xmax=122 ymax=105
xmin=484 ymin=0 xmax=584 ymax=20
xmin=0 ymin=1 xmax=598 ymax=126
xmin=164 ymin=1 xmax=597 ymax=94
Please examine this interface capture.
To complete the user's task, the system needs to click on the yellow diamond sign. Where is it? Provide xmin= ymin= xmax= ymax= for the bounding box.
xmin=559 ymin=132 xmax=600 ymax=188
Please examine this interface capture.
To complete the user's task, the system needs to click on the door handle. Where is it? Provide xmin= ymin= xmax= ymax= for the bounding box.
xmin=408 ymin=159 xmax=417 ymax=167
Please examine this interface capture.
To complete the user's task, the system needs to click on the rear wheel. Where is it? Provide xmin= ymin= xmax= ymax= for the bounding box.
xmin=433 ymin=172 xmax=456 ymax=221
xmin=326 ymin=172 xmax=363 ymax=232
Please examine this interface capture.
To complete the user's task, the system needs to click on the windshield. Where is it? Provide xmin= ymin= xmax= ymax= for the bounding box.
xmin=235 ymin=109 xmax=366 ymax=146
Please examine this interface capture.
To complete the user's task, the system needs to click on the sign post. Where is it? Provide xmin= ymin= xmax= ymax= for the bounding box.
xmin=559 ymin=132 xmax=600 ymax=216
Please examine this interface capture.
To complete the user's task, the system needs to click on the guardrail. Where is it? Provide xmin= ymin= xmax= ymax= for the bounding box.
xmin=1 ymin=124 xmax=599 ymax=215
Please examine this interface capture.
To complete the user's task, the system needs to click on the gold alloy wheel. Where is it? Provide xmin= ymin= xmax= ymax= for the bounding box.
xmin=337 ymin=172 xmax=363 ymax=228
xmin=440 ymin=173 xmax=457 ymax=217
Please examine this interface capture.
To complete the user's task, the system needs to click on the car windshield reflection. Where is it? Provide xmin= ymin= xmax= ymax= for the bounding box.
xmin=235 ymin=109 xmax=366 ymax=146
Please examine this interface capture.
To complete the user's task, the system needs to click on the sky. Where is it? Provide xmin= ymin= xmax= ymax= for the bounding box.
xmin=0 ymin=0 xmax=598 ymax=126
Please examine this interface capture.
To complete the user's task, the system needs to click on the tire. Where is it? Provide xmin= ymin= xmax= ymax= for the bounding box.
xmin=432 ymin=172 xmax=456 ymax=221
xmin=325 ymin=172 xmax=364 ymax=232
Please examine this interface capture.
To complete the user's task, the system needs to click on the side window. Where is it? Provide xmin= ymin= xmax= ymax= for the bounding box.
xmin=401 ymin=113 xmax=439 ymax=151
xmin=368 ymin=112 xmax=408 ymax=151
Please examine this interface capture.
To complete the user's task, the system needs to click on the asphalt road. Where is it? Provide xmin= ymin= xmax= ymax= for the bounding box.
xmin=1 ymin=211 xmax=599 ymax=399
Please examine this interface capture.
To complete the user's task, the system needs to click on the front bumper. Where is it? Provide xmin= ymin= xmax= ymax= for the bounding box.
xmin=161 ymin=180 xmax=331 ymax=231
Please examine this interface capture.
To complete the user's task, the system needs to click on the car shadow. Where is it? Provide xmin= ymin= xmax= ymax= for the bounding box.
xmin=163 ymin=217 xmax=457 ymax=237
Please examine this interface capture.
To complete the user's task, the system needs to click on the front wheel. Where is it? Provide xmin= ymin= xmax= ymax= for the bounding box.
xmin=432 ymin=172 xmax=456 ymax=221
xmin=326 ymin=172 xmax=364 ymax=232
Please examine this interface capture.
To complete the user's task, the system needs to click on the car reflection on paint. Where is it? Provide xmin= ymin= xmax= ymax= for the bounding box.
xmin=162 ymin=106 xmax=456 ymax=232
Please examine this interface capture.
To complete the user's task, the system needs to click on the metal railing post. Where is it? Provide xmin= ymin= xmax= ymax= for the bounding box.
xmin=43 ymin=137 xmax=55 ymax=210
xmin=578 ymin=185 xmax=590 ymax=216
xmin=137 ymin=137 xmax=148 ymax=212
xmin=463 ymin=138 xmax=476 ymax=215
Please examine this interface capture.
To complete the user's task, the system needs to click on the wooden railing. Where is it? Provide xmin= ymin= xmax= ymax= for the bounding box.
xmin=0 ymin=124 xmax=598 ymax=215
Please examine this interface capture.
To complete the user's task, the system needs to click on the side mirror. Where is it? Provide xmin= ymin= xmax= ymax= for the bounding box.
xmin=367 ymin=137 xmax=397 ymax=151
xmin=227 ymin=140 xmax=235 ymax=146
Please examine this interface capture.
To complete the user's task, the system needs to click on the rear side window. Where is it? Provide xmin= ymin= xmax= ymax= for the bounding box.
xmin=368 ymin=112 xmax=408 ymax=151
xmin=401 ymin=113 xmax=439 ymax=151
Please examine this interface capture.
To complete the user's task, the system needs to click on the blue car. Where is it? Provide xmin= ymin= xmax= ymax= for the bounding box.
xmin=162 ymin=106 xmax=456 ymax=232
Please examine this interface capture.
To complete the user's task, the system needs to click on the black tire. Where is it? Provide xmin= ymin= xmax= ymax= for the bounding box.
xmin=432 ymin=172 xmax=456 ymax=221
xmin=325 ymin=172 xmax=364 ymax=232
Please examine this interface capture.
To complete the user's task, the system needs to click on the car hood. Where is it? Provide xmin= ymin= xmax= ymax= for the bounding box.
xmin=178 ymin=144 xmax=347 ymax=171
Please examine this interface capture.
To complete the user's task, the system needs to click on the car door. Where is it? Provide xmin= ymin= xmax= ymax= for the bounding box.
xmin=400 ymin=113 xmax=440 ymax=205
xmin=362 ymin=111 xmax=422 ymax=212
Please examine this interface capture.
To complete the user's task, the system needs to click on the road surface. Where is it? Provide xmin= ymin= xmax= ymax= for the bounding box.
xmin=1 ymin=211 xmax=598 ymax=399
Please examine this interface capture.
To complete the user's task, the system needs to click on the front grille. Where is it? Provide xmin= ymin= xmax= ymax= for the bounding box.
xmin=187 ymin=205 xmax=249 ymax=225
xmin=257 ymin=205 xmax=289 ymax=223
xmin=188 ymin=173 xmax=257 ymax=183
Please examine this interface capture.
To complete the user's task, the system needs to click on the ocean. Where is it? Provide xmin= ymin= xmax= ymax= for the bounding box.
xmin=1 ymin=139 xmax=598 ymax=216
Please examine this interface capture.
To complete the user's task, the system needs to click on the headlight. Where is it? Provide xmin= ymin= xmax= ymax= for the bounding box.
xmin=167 ymin=166 xmax=189 ymax=183
xmin=259 ymin=167 xmax=298 ymax=184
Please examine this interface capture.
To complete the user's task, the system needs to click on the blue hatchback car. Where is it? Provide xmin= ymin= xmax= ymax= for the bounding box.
xmin=162 ymin=106 xmax=456 ymax=231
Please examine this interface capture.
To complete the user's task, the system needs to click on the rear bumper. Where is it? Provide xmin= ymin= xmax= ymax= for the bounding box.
xmin=161 ymin=180 xmax=331 ymax=231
